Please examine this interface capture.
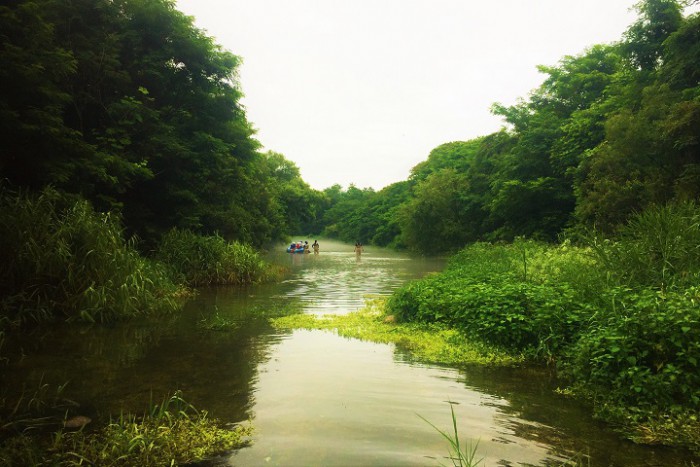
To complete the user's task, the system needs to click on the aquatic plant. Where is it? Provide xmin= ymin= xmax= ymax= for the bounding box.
xmin=0 ymin=377 xmax=73 ymax=434
xmin=418 ymin=402 xmax=482 ymax=467
xmin=155 ymin=228 xmax=275 ymax=287
xmin=197 ymin=312 xmax=241 ymax=331
xmin=0 ymin=391 xmax=252 ymax=466
xmin=270 ymin=298 xmax=522 ymax=367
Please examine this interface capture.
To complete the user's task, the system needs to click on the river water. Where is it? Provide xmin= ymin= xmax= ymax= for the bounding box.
xmin=3 ymin=239 xmax=696 ymax=466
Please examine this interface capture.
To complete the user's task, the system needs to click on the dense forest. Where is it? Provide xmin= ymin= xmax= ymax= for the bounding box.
xmin=0 ymin=0 xmax=324 ymax=248
xmin=2 ymin=0 xmax=699 ymax=252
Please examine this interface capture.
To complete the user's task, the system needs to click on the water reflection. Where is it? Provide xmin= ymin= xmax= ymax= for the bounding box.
xmin=2 ymin=239 xmax=696 ymax=466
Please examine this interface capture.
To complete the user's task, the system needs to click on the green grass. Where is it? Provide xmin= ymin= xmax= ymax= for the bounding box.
xmin=418 ymin=402 xmax=483 ymax=467
xmin=0 ymin=391 xmax=252 ymax=466
xmin=0 ymin=187 xmax=184 ymax=327
xmin=270 ymin=298 xmax=523 ymax=367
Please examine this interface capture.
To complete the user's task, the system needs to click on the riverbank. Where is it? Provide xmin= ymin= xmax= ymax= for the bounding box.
xmin=378 ymin=206 xmax=700 ymax=455
xmin=0 ymin=188 xmax=278 ymax=465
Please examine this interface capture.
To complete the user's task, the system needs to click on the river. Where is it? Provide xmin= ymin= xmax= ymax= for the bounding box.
xmin=3 ymin=239 xmax=696 ymax=466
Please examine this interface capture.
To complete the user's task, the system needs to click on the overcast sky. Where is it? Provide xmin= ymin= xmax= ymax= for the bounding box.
xmin=173 ymin=1 xmax=671 ymax=191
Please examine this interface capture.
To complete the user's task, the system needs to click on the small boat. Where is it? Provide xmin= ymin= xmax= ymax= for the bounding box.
xmin=287 ymin=242 xmax=310 ymax=254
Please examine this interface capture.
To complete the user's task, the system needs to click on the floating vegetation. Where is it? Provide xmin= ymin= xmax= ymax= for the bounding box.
xmin=270 ymin=298 xmax=522 ymax=367
xmin=198 ymin=312 xmax=241 ymax=332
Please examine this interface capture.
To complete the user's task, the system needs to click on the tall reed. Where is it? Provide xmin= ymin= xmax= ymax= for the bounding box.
xmin=155 ymin=228 xmax=270 ymax=287
xmin=0 ymin=187 xmax=182 ymax=326
xmin=588 ymin=201 xmax=700 ymax=291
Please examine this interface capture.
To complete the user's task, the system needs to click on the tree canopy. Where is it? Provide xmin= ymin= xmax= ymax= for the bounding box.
xmin=0 ymin=0 xmax=322 ymax=247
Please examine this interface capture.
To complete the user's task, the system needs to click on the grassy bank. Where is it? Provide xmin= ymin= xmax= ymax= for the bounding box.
xmin=0 ymin=188 xmax=281 ymax=330
xmin=0 ymin=391 xmax=252 ymax=466
xmin=0 ymin=188 xmax=278 ymax=464
xmin=383 ymin=202 xmax=700 ymax=452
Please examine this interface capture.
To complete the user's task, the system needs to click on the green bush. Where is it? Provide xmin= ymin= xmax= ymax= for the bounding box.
xmin=155 ymin=229 xmax=269 ymax=287
xmin=388 ymin=272 xmax=589 ymax=355
xmin=0 ymin=188 xmax=181 ymax=326
xmin=563 ymin=286 xmax=700 ymax=413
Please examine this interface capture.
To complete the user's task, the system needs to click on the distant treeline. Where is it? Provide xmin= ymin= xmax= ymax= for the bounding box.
xmin=318 ymin=0 xmax=700 ymax=251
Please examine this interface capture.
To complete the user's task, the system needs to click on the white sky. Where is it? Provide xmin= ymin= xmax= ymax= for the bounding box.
xmin=172 ymin=1 xmax=680 ymax=191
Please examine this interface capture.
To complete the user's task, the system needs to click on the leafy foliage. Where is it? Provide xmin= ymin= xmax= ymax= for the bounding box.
xmin=0 ymin=0 xmax=324 ymax=248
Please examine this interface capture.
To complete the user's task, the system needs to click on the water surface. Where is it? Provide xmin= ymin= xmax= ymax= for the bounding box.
xmin=3 ymin=239 xmax=696 ymax=466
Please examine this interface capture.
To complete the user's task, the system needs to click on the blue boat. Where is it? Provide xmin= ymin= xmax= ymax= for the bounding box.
xmin=287 ymin=242 xmax=309 ymax=254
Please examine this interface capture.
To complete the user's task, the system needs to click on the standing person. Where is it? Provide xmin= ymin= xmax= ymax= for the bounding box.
xmin=312 ymin=240 xmax=320 ymax=254
xmin=354 ymin=242 xmax=364 ymax=255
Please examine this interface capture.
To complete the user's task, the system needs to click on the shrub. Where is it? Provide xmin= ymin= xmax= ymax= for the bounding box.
xmin=562 ymin=286 xmax=700 ymax=413
xmin=588 ymin=201 xmax=700 ymax=291
xmin=388 ymin=273 xmax=589 ymax=355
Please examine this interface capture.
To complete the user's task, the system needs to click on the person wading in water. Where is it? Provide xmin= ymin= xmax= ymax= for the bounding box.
xmin=354 ymin=242 xmax=364 ymax=256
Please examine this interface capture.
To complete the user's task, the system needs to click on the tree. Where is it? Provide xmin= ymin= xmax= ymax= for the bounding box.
xmin=622 ymin=0 xmax=683 ymax=71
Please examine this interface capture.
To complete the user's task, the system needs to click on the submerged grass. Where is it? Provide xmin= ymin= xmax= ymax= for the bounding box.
xmin=0 ymin=391 xmax=252 ymax=466
xmin=270 ymin=298 xmax=523 ymax=367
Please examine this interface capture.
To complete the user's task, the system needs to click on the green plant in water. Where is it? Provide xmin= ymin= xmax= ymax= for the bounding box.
xmin=155 ymin=228 xmax=275 ymax=287
xmin=198 ymin=312 xmax=240 ymax=331
xmin=418 ymin=402 xmax=482 ymax=467
xmin=0 ymin=391 xmax=253 ymax=466
xmin=270 ymin=298 xmax=521 ymax=367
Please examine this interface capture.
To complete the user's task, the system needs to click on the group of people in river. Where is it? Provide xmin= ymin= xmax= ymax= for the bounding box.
xmin=287 ymin=240 xmax=320 ymax=254
xmin=286 ymin=240 xmax=365 ymax=256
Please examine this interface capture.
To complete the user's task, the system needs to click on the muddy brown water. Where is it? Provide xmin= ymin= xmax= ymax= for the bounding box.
xmin=2 ymin=239 xmax=697 ymax=466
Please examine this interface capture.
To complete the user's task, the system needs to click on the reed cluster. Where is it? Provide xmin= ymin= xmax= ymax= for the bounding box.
xmin=0 ymin=188 xmax=182 ymax=328
xmin=155 ymin=228 xmax=273 ymax=287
